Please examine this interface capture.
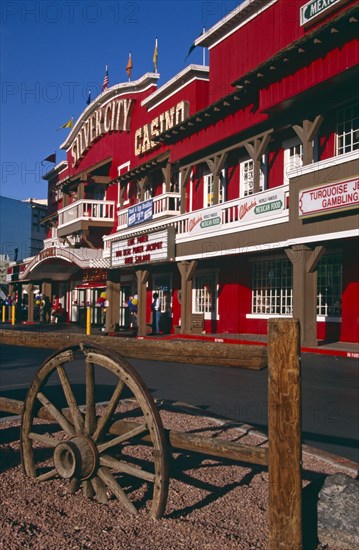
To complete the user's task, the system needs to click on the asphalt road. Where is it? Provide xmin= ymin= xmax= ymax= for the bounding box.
xmin=0 ymin=343 xmax=358 ymax=463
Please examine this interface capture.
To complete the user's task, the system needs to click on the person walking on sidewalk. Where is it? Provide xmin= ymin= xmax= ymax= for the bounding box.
xmin=151 ymin=292 xmax=161 ymax=335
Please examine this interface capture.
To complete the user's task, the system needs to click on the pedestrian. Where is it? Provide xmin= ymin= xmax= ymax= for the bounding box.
xmin=151 ymin=292 xmax=161 ymax=335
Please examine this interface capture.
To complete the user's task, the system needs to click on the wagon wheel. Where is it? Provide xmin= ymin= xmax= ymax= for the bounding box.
xmin=20 ymin=344 xmax=169 ymax=519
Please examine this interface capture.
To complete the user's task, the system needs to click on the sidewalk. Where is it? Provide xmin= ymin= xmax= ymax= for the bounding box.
xmin=1 ymin=321 xmax=358 ymax=359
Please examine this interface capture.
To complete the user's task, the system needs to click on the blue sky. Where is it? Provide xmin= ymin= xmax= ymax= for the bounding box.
xmin=1 ymin=1 xmax=240 ymax=201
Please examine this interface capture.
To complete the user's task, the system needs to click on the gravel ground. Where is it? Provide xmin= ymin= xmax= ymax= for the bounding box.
xmin=0 ymin=406 xmax=356 ymax=550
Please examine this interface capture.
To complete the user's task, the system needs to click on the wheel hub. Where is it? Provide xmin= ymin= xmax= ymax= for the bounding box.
xmin=53 ymin=436 xmax=98 ymax=480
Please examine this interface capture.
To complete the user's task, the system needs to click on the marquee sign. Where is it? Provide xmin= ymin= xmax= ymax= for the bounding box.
xmin=71 ymin=98 xmax=135 ymax=167
xmin=299 ymin=178 xmax=359 ymax=218
xmin=111 ymin=228 xmax=175 ymax=267
xmin=300 ymin=0 xmax=349 ymax=27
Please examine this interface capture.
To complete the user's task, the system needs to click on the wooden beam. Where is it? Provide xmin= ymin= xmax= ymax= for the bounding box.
xmin=169 ymin=431 xmax=268 ymax=466
xmin=306 ymin=245 xmax=326 ymax=274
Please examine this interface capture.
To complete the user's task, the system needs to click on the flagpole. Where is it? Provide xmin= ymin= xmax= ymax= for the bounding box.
xmin=202 ymin=27 xmax=206 ymax=66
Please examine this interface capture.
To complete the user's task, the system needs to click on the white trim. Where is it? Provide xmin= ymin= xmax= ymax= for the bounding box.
xmin=60 ymin=73 xmax=159 ymax=150
xmin=246 ymin=314 xmax=342 ymax=321
xmin=141 ymin=65 xmax=209 ymax=111
xmin=287 ymin=150 xmax=358 ymax=179
xmin=195 ymin=0 xmax=278 ymax=50
xmin=317 ymin=316 xmax=342 ymax=322
xmin=176 ymin=228 xmax=359 ymax=262
xmin=144 ymin=76 xmax=209 ymax=112
xmin=246 ymin=313 xmax=292 ymax=319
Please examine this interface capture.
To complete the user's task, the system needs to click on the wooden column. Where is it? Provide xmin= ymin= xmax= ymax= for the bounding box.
xmin=161 ymin=162 xmax=172 ymax=193
xmin=105 ymin=279 xmax=120 ymax=332
xmin=138 ymin=176 xmax=149 ymax=202
xmin=78 ymin=182 xmax=85 ymax=199
xmin=27 ymin=283 xmax=34 ymax=323
xmin=285 ymin=245 xmax=325 ymax=347
xmin=243 ymin=130 xmax=272 ymax=193
xmin=268 ymin=318 xmax=302 ymax=550
xmin=292 ymin=115 xmax=323 ymax=166
xmin=179 ymin=166 xmax=192 ymax=214
xmin=119 ymin=184 xmax=126 ymax=208
xmin=205 ymin=152 xmax=227 ymax=205
xmin=178 ymin=260 xmax=197 ymax=333
xmin=42 ymin=282 xmax=52 ymax=299
xmin=136 ymin=269 xmax=150 ymax=336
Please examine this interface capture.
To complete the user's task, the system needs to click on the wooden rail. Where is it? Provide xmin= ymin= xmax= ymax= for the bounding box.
xmin=0 ymin=319 xmax=302 ymax=547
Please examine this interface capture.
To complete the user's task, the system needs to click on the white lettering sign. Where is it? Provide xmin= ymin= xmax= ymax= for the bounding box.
xmin=300 ymin=0 xmax=348 ymax=26
xmin=298 ymin=178 xmax=359 ymax=217
xmin=71 ymin=98 xmax=134 ymax=167
xmin=135 ymin=100 xmax=189 ymax=156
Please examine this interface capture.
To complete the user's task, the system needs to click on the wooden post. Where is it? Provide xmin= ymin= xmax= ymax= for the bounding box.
xmin=268 ymin=318 xmax=302 ymax=550
xmin=136 ymin=269 xmax=150 ymax=336
xmin=86 ymin=307 xmax=91 ymax=335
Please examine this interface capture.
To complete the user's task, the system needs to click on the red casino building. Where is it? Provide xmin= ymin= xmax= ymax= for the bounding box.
xmin=16 ymin=0 xmax=359 ymax=346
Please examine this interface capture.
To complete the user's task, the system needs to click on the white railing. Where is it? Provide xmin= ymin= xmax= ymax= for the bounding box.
xmin=58 ymin=200 xmax=116 ymax=229
xmin=104 ymin=186 xmax=289 ymax=257
xmin=117 ymin=192 xmax=181 ymax=229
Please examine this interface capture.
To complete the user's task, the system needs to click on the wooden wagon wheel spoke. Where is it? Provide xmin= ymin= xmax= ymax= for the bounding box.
xmin=36 ymin=468 xmax=58 ymax=482
xmin=56 ymin=364 xmax=84 ymax=434
xmin=28 ymin=431 xmax=59 ymax=447
xmin=100 ymin=453 xmax=156 ymax=483
xmin=97 ymin=423 xmax=148 ymax=453
xmin=90 ymin=475 xmax=108 ymax=504
xmin=36 ymin=392 xmax=76 ymax=436
xmin=92 ymin=379 xmax=125 ymax=442
xmin=85 ymin=360 xmax=96 ymax=435
xmin=97 ymin=466 xmax=138 ymax=515
xmin=69 ymin=478 xmax=81 ymax=494
xmin=83 ymin=479 xmax=95 ymax=499
xmin=21 ymin=344 xmax=169 ymax=519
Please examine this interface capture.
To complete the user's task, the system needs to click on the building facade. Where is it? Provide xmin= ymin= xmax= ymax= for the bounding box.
xmin=17 ymin=0 xmax=358 ymax=345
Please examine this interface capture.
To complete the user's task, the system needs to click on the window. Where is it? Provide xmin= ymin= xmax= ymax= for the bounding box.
xmin=204 ymin=169 xmax=226 ymax=207
xmin=337 ymin=103 xmax=359 ymax=155
xmin=193 ymin=272 xmax=217 ymax=319
xmin=252 ymin=259 xmax=292 ymax=315
xmin=317 ymin=254 xmax=342 ymax=317
xmin=239 ymin=158 xmax=266 ymax=197
xmin=283 ymin=139 xmax=303 ymax=183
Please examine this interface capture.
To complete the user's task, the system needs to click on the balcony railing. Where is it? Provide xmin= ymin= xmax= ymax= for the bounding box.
xmin=117 ymin=192 xmax=181 ymax=229
xmin=104 ymin=186 xmax=289 ymax=256
xmin=58 ymin=200 xmax=116 ymax=229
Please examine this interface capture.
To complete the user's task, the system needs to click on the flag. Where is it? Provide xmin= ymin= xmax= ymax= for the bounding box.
xmin=184 ymin=28 xmax=206 ymax=62
xmin=102 ymin=64 xmax=109 ymax=91
xmin=153 ymin=38 xmax=158 ymax=73
xmin=184 ymin=42 xmax=196 ymax=61
xmin=126 ymin=52 xmax=133 ymax=80
xmin=57 ymin=117 xmax=73 ymax=130
xmin=41 ymin=153 xmax=56 ymax=166
xmin=86 ymin=90 xmax=91 ymax=105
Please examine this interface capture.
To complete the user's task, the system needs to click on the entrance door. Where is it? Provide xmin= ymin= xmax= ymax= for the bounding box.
xmin=153 ymin=275 xmax=172 ymax=334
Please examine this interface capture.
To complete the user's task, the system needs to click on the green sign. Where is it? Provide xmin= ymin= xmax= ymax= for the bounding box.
xmin=300 ymin=0 xmax=344 ymax=26
xmin=200 ymin=217 xmax=221 ymax=228
xmin=255 ymin=200 xmax=282 ymax=215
